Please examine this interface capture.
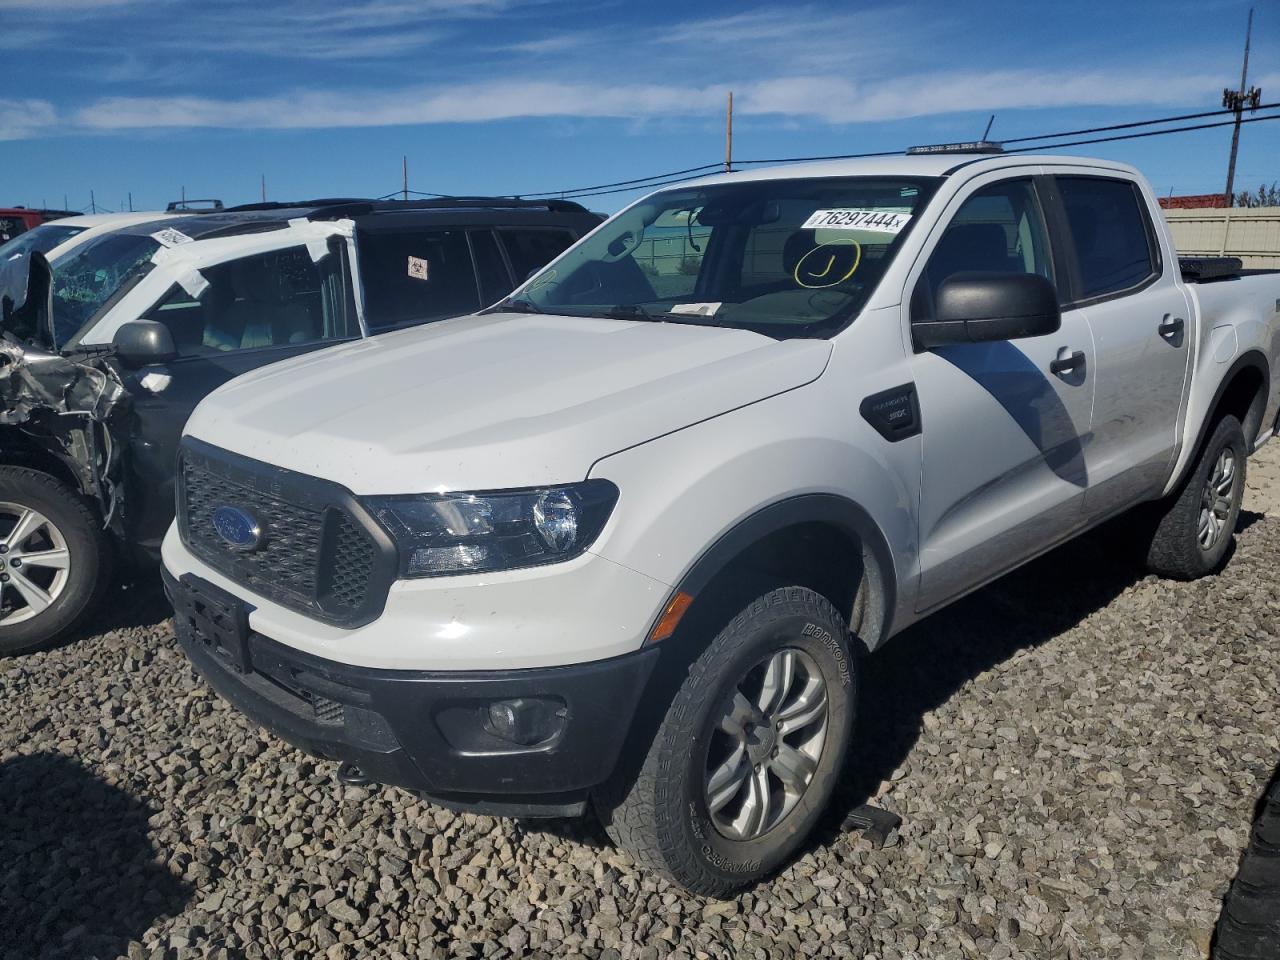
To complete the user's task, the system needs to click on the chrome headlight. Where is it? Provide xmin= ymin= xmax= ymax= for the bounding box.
xmin=365 ymin=480 xmax=619 ymax=577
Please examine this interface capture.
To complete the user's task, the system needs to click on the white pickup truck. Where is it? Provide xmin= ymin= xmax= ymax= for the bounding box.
xmin=160 ymin=147 xmax=1280 ymax=894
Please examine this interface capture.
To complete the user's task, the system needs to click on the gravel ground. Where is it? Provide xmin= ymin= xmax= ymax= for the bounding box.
xmin=4 ymin=448 xmax=1280 ymax=960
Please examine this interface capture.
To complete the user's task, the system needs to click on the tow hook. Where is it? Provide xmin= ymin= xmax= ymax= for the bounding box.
xmin=336 ymin=761 xmax=372 ymax=787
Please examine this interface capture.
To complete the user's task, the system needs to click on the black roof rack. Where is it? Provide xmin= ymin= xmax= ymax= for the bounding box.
xmin=166 ymin=199 xmax=225 ymax=212
xmin=221 ymin=198 xmax=371 ymax=213
xmin=906 ymin=141 xmax=1004 ymax=155
xmin=306 ymin=196 xmax=591 ymax=222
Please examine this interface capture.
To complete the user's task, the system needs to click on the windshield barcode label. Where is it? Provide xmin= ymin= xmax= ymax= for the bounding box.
xmin=802 ymin=209 xmax=912 ymax=234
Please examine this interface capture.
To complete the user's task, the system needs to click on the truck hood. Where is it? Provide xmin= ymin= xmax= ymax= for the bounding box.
xmin=185 ymin=311 xmax=831 ymax=494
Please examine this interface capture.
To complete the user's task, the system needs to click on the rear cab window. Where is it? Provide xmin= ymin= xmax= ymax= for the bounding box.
xmin=1056 ymin=176 xmax=1159 ymax=302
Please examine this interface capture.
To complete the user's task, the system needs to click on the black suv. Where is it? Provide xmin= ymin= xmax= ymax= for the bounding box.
xmin=0 ymin=197 xmax=602 ymax=653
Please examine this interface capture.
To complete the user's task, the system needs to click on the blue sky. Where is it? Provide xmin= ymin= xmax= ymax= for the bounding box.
xmin=2 ymin=0 xmax=1277 ymax=213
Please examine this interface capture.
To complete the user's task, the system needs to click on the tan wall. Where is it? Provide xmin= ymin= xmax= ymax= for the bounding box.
xmin=1161 ymin=206 xmax=1280 ymax=269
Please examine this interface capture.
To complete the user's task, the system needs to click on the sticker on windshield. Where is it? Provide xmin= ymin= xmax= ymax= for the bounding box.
xmin=150 ymin=227 xmax=194 ymax=247
xmin=669 ymin=302 xmax=722 ymax=317
xmin=802 ymin=209 xmax=911 ymax=234
xmin=408 ymin=256 xmax=429 ymax=280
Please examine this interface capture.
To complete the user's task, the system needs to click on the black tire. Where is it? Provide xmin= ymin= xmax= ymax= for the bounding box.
xmin=1144 ymin=414 xmax=1246 ymax=580
xmin=1214 ymin=772 xmax=1280 ymax=959
xmin=0 ymin=467 xmax=109 ymax=655
xmin=596 ymin=586 xmax=857 ymax=895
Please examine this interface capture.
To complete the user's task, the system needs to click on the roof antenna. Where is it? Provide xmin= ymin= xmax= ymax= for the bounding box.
xmin=981 ymin=114 xmax=996 ymax=141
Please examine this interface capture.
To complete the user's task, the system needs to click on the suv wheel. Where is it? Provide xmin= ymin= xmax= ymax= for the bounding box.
xmin=0 ymin=468 xmax=109 ymax=655
xmin=598 ymin=586 xmax=856 ymax=895
xmin=1144 ymin=414 xmax=1246 ymax=580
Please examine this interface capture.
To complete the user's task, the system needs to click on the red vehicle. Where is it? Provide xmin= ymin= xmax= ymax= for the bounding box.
xmin=0 ymin=207 xmax=78 ymax=245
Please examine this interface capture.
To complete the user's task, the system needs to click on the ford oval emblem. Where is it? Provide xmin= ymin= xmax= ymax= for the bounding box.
xmin=212 ymin=505 xmax=262 ymax=552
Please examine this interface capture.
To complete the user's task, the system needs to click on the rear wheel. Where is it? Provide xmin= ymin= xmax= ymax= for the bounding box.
xmin=0 ymin=468 xmax=109 ymax=655
xmin=597 ymin=586 xmax=856 ymax=895
xmin=1144 ymin=415 xmax=1246 ymax=580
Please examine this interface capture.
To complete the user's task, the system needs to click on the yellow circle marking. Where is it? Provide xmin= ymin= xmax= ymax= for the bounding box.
xmin=793 ymin=239 xmax=862 ymax=289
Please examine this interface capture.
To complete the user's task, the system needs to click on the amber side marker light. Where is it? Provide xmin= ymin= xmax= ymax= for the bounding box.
xmin=648 ymin=591 xmax=694 ymax=644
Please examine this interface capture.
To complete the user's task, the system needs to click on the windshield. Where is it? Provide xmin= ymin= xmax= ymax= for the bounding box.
xmin=0 ymin=222 xmax=86 ymax=260
xmin=51 ymin=232 xmax=160 ymax=345
xmin=510 ymin=176 xmax=938 ymax=339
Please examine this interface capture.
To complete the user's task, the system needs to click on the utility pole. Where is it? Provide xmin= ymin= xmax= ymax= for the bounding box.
xmin=1223 ymin=7 xmax=1262 ymax=205
xmin=402 ymin=155 xmax=409 ymax=202
xmin=724 ymin=91 xmax=734 ymax=173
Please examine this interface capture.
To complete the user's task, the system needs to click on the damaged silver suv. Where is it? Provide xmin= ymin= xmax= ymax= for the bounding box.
xmin=0 ymin=198 xmax=601 ymax=653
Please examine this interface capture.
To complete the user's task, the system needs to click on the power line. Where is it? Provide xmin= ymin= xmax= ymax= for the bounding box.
xmin=543 ymin=173 xmax=739 ymax=201
xmin=735 ymin=148 xmax=901 ymax=167
xmin=1003 ymin=110 xmax=1280 ymax=153
xmin=519 ymin=161 xmax=724 ymax=199
xmin=523 ymin=102 xmax=1280 ymax=202
xmin=1002 ymin=102 xmax=1276 ymax=144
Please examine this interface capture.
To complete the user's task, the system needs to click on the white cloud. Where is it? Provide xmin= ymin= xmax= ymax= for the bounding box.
xmin=741 ymin=70 xmax=1227 ymax=124
xmin=74 ymin=82 xmax=728 ymax=130
xmin=61 ymin=67 xmax=1234 ymax=135
xmin=0 ymin=98 xmax=58 ymax=140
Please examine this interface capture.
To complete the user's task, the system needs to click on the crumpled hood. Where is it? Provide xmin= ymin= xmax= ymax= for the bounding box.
xmin=185 ymin=312 xmax=831 ymax=494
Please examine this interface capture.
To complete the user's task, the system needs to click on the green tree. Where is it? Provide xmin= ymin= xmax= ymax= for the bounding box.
xmin=1235 ymin=181 xmax=1280 ymax=208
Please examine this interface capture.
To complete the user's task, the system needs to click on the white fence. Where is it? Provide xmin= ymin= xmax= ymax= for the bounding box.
xmin=1162 ymin=206 xmax=1280 ymax=269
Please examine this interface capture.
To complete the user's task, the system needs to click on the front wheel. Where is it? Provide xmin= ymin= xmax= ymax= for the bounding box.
xmin=0 ymin=468 xmax=110 ymax=655
xmin=597 ymin=586 xmax=857 ymax=895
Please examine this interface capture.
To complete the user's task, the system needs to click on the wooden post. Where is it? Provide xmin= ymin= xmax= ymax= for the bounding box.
xmin=725 ymin=91 xmax=734 ymax=173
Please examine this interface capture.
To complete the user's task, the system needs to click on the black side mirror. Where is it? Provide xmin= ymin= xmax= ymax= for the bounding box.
xmin=112 ymin=320 xmax=177 ymax=368
xmin=913 ymin=272 xmax=1060 ymax=350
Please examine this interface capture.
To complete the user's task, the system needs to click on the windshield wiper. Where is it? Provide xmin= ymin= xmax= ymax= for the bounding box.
xmin=597 ymin=304 xmax=659 ymax=322
xmin=488 ymin=297 xmax=543 ymax=315
xmin=594 ymin=303 xmax=730 ymax=328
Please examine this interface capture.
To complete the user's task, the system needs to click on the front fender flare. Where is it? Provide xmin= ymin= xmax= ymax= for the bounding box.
xmin=650 ymin=494 xmax=897 ymax=651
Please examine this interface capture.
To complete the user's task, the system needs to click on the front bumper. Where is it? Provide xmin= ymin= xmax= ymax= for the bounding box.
xmin=164 ymin=567 xmax=659 ymax=816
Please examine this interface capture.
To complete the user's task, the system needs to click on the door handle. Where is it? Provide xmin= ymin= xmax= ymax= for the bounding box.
xmin=1049 ymin=348 xmax=1085 ymax=377
xmin=1159 ymin=315 xmax=1185 ymax=341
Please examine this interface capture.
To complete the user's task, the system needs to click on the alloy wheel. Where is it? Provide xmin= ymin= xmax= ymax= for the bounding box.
xmin=703 ymin=647 xmax=830 ymax=841
xmin=1198 ymin=448 xmax=1237 ymax=551
xmin=0 ymin=502 xmax=72 ymax=626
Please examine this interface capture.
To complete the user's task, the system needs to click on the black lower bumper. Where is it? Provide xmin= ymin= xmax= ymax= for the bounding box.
xmin=163 ymin=568 xmax=658 ymax=817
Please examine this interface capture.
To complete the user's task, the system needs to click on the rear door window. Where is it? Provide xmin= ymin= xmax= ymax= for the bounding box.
xmin=358 ymin=229 xmax=482 ymax=333
xmin=498 ymin=228 xmax=577 ymax=282
xmin=1056 ymin=177 xmax=1158 ymax=301
xmin=142 ymin=243 xmax=357 ymax=356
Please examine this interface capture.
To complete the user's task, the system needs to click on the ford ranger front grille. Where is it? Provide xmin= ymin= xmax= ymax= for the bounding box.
xmin=176 ymin=439 xmax=397 ymax=628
